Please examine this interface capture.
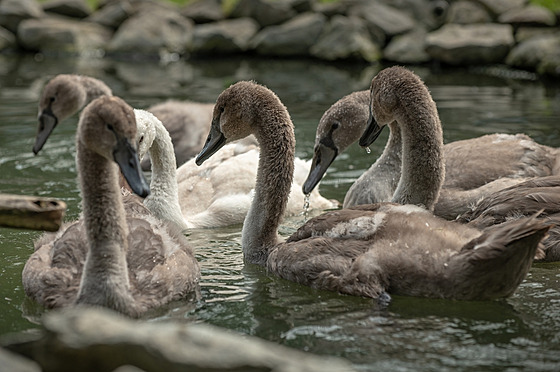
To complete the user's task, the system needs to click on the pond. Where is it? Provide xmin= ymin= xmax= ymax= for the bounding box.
xmin=0 ymin=54 xmax=559 ymax=371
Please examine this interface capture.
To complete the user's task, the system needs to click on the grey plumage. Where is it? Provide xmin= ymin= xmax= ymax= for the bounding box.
xmin=24 ymin=96 xmax=200 ymax=317
xmin=196 ymin=73 xmax=548 ymax=302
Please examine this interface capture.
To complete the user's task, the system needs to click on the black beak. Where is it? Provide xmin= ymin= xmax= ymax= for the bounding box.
xmin=33 ymin=108 xmax=58 ymax=155
xmin=358 ymin=107 xmax=384 ymax=147
xmin=196 ymin=117 xmax=227 ymax=166
xmin=302 ymin=143 xmax=338 ymax=195
xmin=113 ymin=137 xmax=150 ymax=198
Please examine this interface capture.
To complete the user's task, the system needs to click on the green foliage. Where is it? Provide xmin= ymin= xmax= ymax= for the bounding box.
xmin=165 ymin=0 xmax=193 ymax=5
xmin=222 ymin=0 xmax=239 ymax=15
xmin=85 ymin=0 xmax=99 ymax=9
xmin=38 ymin=0 xmax=100 ymax=10
xmin=530 ymin=0 xmax=560 ymax=11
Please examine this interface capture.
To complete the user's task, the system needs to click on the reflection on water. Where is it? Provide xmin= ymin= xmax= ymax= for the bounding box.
xmin=0 ymin=55 xmax=560 ymax=371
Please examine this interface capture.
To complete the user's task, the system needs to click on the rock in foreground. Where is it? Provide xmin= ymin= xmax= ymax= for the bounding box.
xmin=3 ymin=306 xmax=355 ymax=372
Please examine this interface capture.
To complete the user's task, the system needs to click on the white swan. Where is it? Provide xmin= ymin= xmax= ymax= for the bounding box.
xmin=133 ymin=109 xmax=189 ymax=232
xmin=34 ymin=74 xmax=214 ymax=170
xmin=23 ymin=96 xmax=200 ymax=317
xmin=303 ymin=87 xmax=560 ymax=219
xmin=133 ymin=109 xmax=337 ymax=229
xmin=195 ymin=78 xmax=548 ymax=301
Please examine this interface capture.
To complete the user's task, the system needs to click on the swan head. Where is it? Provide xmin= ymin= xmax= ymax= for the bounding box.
xmin=303 ymin=90 xmax=370 ymax=195
xmin=133 ymin=109 xmax=159 ymax=161
xmin=34 ymin=75 xmax=88 ymax=154
xmin=79 ymin=96 xmax=150 ymax=198
xmin=359 ymin=66 xmax=418 ymax=147
xmin=196 ymin=81 xmax=272 ymax=165
xmin=358 ymin=105 xmax=384 ymax=148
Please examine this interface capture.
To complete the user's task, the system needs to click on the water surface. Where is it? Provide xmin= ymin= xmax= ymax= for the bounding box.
xmin=0 ymin=55 xmax=559 ymax=371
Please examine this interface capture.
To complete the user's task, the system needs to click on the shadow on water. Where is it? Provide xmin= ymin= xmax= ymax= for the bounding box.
xmin=1 ymin=54 xmax=560 ymax=371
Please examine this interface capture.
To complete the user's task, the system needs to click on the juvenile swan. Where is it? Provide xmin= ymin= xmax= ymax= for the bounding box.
xmin=354 ymin=66 xmax=560 ymax=262
xmin=33 ymin=74 xmax=214 ymax=168
xmin=457 ymin=175 xmax=560 ymax=262
xmin=134 ymin=109 xmax=189 ymax=231
xmin=196 ymin=80 xmax=548 ymax=301
xmin=23 ymin=96 xmax=200 ymax=317
xmin=135 ymin=109 xmax=337 ymax=229
xmin=34 ymin=74 xmax=112 ymax=154
xmin=144 ymin=100 xmax=214 ymax=168
xmin=304 ymin=84 xmax=560 ymax=218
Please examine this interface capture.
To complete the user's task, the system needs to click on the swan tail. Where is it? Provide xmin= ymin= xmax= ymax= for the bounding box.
xmin=447 ymin=213 xmax=550 ymax=300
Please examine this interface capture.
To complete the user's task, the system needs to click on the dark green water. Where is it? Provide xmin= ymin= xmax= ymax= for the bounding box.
xmin=0 ymin=54 xmax=559 ymax=371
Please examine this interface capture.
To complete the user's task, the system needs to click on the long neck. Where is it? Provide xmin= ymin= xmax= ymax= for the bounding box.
xmin=75 ymin=141 xmax=134 ymax=311
xmin=77 ymin=75 xmax=113 ymax=104
xmin=344 ymin=121 xmax=403 ymax=207
xmin=242 ymin=115 xmax=295 ymax=266
xmin=143 ymin=119 xmax=188 ymax=231
xmin=372 ymin=121 xmax=403 ymax=197
xmin=392 ymin=97 xmax=444 ymax=210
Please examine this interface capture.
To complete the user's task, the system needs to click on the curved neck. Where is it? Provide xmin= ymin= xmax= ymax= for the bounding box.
xmin=143 ymin=119 xmax=187 ymax=231
xmin=392 ymin=97 xmax=444 ymax=210
xmin=76 ymin=141 xmax=132 ymax=308
xmin=374 ymin=120 xmax=403 ymax=191
xmin=242 ymin=114 xmax=295 ymax=266
xmin=76 ymin=75 xmax=113 ymax=106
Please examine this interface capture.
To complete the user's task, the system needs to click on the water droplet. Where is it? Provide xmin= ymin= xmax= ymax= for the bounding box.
xmin=365 ymin=147 xmax=371 ymax=154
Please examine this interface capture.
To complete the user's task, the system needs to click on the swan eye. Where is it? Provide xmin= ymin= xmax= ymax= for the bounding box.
xmin=331 ymin=122 xmax=340 ymax=130
xmin=107 ymin=124 xmax=114 ymax=132
xmin=49 ymin=97 xmax=55 ymax=103
xmin=139 ymin=135 xmax=144 ymax=144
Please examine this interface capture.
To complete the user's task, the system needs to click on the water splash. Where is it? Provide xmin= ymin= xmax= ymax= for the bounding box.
xmin=365 ymin=146 xmax=371 ymax=154
xmin=301 ymin=193 xmax=311 ymax=220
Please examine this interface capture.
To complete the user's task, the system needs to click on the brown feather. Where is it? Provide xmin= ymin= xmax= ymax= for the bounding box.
xmin=197 ymin=72 xmax=548 ymax=302
xmin=24 ymin=96 xmax=200 ymax=317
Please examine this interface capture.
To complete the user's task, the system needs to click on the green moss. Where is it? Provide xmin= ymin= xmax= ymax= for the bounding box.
xmin=530 ymin=0 xmax=560 ymax=12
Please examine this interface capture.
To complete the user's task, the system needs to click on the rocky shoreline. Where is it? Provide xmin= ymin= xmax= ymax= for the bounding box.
xmin=1 ymin=0 xmax=560 ymax=76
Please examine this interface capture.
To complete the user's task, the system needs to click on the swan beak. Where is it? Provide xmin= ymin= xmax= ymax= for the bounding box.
xmin=196 ymin=121 xmax=226 ymax=166
xmin=33 ymin=109 xmax=58 ymax=155
xmin=359 ymin=110 xmax=384 ymax=147
xmin=113 ymin=138 xmax=150 ymax=198
xmin=302 ymin=143 xmax=338 ymax=195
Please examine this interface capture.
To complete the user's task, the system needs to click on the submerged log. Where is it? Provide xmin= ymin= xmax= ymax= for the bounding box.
xmin=0 ymin=193 xmax=66 ymax=232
